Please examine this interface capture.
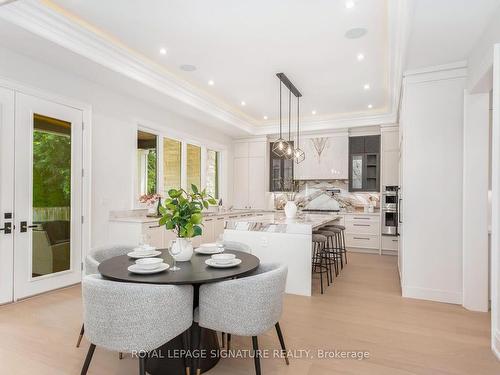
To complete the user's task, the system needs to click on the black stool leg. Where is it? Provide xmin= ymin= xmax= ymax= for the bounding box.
xmin=275 ymin=322 xmax=289 ymax=365
xmin=81 ymin=343 xmax=96 ymax=375
xmin=252 ymin=336 xmax=261 ymax=375
xmin=139 ymin=356 xmax=146 ymax=375
xmin=342 ymin=230 xmax=348 ymax=264
xmin=76 ymin=323 xmax=85 ymax=348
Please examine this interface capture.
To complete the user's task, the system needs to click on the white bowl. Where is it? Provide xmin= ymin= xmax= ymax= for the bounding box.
xmin=211 ymin=253 xmax=236 ymax=265
xmin=135 ymin=257 xmax=163 ymax=270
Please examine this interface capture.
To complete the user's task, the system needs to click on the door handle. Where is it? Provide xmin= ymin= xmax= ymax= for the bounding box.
xmin=20 ymin=221 xmax=37 ymax=233
xmin=398 ymin=199 xmax=403 ymax=224
xmin=0 ymin=222 xmax=12 ymax=234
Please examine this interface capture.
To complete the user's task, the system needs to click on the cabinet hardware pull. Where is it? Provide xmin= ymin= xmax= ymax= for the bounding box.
xmin=353 ymin=217 xmax=370 ymax=220
xmin=228 ymin=215 xmax=238 ymax=218
xmin=353 ymin=224 xmax=370 ymax=226
xmin=217 ymin=217 xmax=225 ymax=220
xmin=353 ymin=237 xmax=370 ymax=240
xmin=149 ymin=225 xmax=160 ymax=228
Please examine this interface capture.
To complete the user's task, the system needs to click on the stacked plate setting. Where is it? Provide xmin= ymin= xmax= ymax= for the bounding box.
xmin=205 ymin=253 xmax=242 ymax=268
xmin=127 ymin=245 xmax=169 ymax=274
xmin=194 ymin=242 xmax=225 ymax=255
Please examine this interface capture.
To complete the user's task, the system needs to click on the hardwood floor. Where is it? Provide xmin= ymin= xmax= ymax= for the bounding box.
xmin=0 ymin=253 xmax=499 ymax=374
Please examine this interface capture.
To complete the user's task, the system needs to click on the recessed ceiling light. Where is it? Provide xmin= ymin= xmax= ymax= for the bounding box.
xmin=345 ymin=28 xmax=367 ymax=39
xmin=363 ymin=84 xmax=370 ymax=90
xmin=345 ymin=0 xmax=355 ymax=9
xmin=263 ymin=116 xmax=268 ymax=120
xmin=159 ymin=48 xmax=167 ymax=55
xmin=208 ymin=80 xmax=215 ymax=86
xmin=368 ymin=104 xmax=373 ymax=109
xmin=241 ymin=101 xmax=246 ymax=106
xmin=180 ymin=64 xmax=197 ymax=72
xmin=357 ymin=53 xmax=365 ymax=61
xmin=312 ymin=110 xmax=317 ymax=115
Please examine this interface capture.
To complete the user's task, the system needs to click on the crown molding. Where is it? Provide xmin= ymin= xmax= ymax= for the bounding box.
xmin=0 ymin=0 xmax=258 ymax=134
xmin=0 ymin=0 xmax=407 ymax=136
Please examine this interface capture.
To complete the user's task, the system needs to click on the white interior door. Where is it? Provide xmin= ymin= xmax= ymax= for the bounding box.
xmin=0 ymin=87 xmax=15 ymax=304
xmin=13 ymin=93 xmax=83 ymax=299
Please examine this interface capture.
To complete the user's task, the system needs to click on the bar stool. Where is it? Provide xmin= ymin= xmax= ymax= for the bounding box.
xmin=324 ymin=224 xmax=347 ymax=267
xmin=312 ymin=234 xmax=328 ymax=294
xmin=314 ymin=229 xmax=341 ymax=281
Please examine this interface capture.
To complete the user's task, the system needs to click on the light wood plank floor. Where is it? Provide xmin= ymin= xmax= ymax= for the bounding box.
xmin=0 ymin=253 xmax=499 ymax=374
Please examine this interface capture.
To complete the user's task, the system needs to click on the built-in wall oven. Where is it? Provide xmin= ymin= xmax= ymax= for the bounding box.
xmin=382 ymin=186 xmax=399 ymax=235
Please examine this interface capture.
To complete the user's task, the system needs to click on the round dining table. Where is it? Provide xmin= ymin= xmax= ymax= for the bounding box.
xmin=98 ymin=248 xmax=260 ymax=375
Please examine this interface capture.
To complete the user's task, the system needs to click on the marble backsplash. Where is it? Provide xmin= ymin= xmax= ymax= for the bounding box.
xmin=273 ymin=180 xmax=380 ymax=211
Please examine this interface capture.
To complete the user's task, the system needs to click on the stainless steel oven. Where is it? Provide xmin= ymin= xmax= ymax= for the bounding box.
xmin=382 ymin=186 xmax=399 ymax=236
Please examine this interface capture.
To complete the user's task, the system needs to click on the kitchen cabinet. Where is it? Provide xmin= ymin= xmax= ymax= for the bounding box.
xmin=381 ymin=127 xmax=399 ymax=188
xmin=233 ymin=139 xmax=267 ymax=209
xmin=348 ymin=135 xmax=380 ymax=192
xmin=343 ymin=213 xmax=381 ymax=252
xmin=294 ymin=133 xmax=348 ymax=180
xmin=269 ymin=142 xmax=294 ymax=191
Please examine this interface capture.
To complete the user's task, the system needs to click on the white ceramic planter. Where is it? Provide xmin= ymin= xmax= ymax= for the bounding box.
xmin=171 ymin=238 xmax=193 ymax=262
xmin=284 ymin=200 xmax=298 ymax=219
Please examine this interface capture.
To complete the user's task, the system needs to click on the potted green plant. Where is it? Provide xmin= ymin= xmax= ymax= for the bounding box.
xmin=158 ymin=184 xmax=216 ymax=262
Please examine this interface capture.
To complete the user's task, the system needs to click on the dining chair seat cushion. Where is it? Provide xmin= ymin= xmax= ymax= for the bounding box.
xmin=85 ymin=245 xmax=136 ymax=275
xmin=82 ymin=275 xmax=193 ymax=353
xmin=312 ymin=234 xmax=327 ymax=243
xmin=198 ymin=263 xmax=287 ymax=337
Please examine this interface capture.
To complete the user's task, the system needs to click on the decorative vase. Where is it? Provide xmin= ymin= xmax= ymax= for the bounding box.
xmin=172 ymin=237 xmax=194 ymax=262
xmin=147 ymin=205 xmax=157 ymax=215
xmin=284 ymin=200 xmax=297 ymax=219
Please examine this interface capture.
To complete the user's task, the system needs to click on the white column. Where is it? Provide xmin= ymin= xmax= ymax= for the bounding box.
xmin=462 ymin=91 xmax=490 ymax=312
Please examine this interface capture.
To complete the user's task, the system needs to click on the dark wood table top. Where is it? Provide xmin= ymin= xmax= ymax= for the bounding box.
xmin=98 ymin=249 xmax=260 ymax=285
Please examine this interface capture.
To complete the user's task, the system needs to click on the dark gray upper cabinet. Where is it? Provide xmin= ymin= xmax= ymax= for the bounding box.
xmin=269 ymin=142 xmax=294 ymax=192
xmin=348 ymin=135 xmax=380 ymax=192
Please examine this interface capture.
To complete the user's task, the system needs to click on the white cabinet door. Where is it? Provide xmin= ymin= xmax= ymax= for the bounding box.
xmin=233 ymin=157 xmax=249 ymax=209
xmin=143 ymin=224 xmax=164 ymax=248
xmin=329 ymin=135 xmax=349 ymax=179
xmin=381 ymin=128 xmax=400 ymax=188
xmin=248 ymin=157 xmax=266 ymax=209
xmin=214 ymin=216 xmax=226 ymax=240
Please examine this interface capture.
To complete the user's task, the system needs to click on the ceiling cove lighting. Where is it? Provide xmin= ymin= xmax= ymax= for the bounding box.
xmin=357 ymin=53 xmax=365 ymax=61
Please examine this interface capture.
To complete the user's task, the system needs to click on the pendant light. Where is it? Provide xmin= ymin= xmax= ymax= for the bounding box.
xmin=284 ymin=90 xmax=294 ymax=159
xmin=272 ymin=81 xmax=289 ymax=157
xmin=294 ymin=96 xmax=305 ymax=163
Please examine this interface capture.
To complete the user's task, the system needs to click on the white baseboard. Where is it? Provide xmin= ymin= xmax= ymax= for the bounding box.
xmin=402 ymin=285 xmax=462 ymax=305
xmin=493 ymin=331 xmax=500 ymax=360
xmin=348 ymin=247 xmax=379 ymax=255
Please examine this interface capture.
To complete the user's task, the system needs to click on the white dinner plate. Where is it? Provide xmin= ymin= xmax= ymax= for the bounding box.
xmin=128 ymin=263 xmax=169 ymax=274
xmin=195 ymin=247 xmax=224 ymax=255
xmin=205 ymin=258 xmax=242 ymax=268
xmin=127 ymin=250 xmax=162 ymax=259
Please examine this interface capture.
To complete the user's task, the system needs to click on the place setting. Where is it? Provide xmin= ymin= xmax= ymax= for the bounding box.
xmin=127 ymin=257 xmax=170 ymax=274
xmin=194 ymin=242 xmax=225 ymax=255
xmin=205 ymin=253 xmax=242 ymax=268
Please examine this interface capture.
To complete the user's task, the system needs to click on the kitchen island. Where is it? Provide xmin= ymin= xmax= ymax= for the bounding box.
xmin=224 ymin=212 xmax=340 ymax=296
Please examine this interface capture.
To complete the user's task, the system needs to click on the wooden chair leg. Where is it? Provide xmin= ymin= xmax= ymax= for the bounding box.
xmin=80 ymin=343 xmax=96 ymax=375
xmin=252 ymin=336 xmax=261 ymax=375
xmin=193 ymin=323 xmax=202 ymax=375
xmin=275 ymin=322 xmax=290 ymax=365
xmin=181 ymin=329 xmax=191 ymax=375
xmin=76 ymin=323 xmax=85 ymax=348
xmin=139 ymin=356 xmax=146 ymax=375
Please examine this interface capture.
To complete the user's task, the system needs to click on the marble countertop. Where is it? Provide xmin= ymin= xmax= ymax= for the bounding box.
xmin=225 ymin=212 xmax=341 ymax=234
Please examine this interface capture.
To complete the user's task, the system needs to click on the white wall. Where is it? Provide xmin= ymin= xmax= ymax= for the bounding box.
xmin=462 ymin=91 xmax=490 ymax=312
xmin=0 ymin=46 xmax=234 ymax=249
xmin=400 ymin=66 xmax=466 ymax=304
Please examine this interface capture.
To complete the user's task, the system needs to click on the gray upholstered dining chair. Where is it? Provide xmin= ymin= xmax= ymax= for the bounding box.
xmin=80 ymin=274 xmax=193 ymax=375
xmin=194 ymin=263 xmax=289 ymax=375
xmin=76 ymin=244 xmax=136 ymax=348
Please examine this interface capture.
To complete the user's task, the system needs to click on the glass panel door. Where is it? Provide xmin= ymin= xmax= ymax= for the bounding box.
xmin=14 ymin=93 xmax=82 ymax=299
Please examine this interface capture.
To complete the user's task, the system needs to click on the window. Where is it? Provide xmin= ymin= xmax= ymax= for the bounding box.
xmin=163 ymin=137 xmax=182 ymax=193
xmin=137 ymin=130 xmax=157 ymax=195
xmin=206 ymin=149 xmax=219 ymax=199
xmin=186 ymin=144 xmax=201 ymax=192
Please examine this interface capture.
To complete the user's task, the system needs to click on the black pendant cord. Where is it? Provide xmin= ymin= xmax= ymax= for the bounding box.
xmin=296 ymin=96 xmax=300 ymax=148
xmin=288 ymin=90 xmax=291 ymax=142
xmin=279 ymin=81 xmax=282 ymax=139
